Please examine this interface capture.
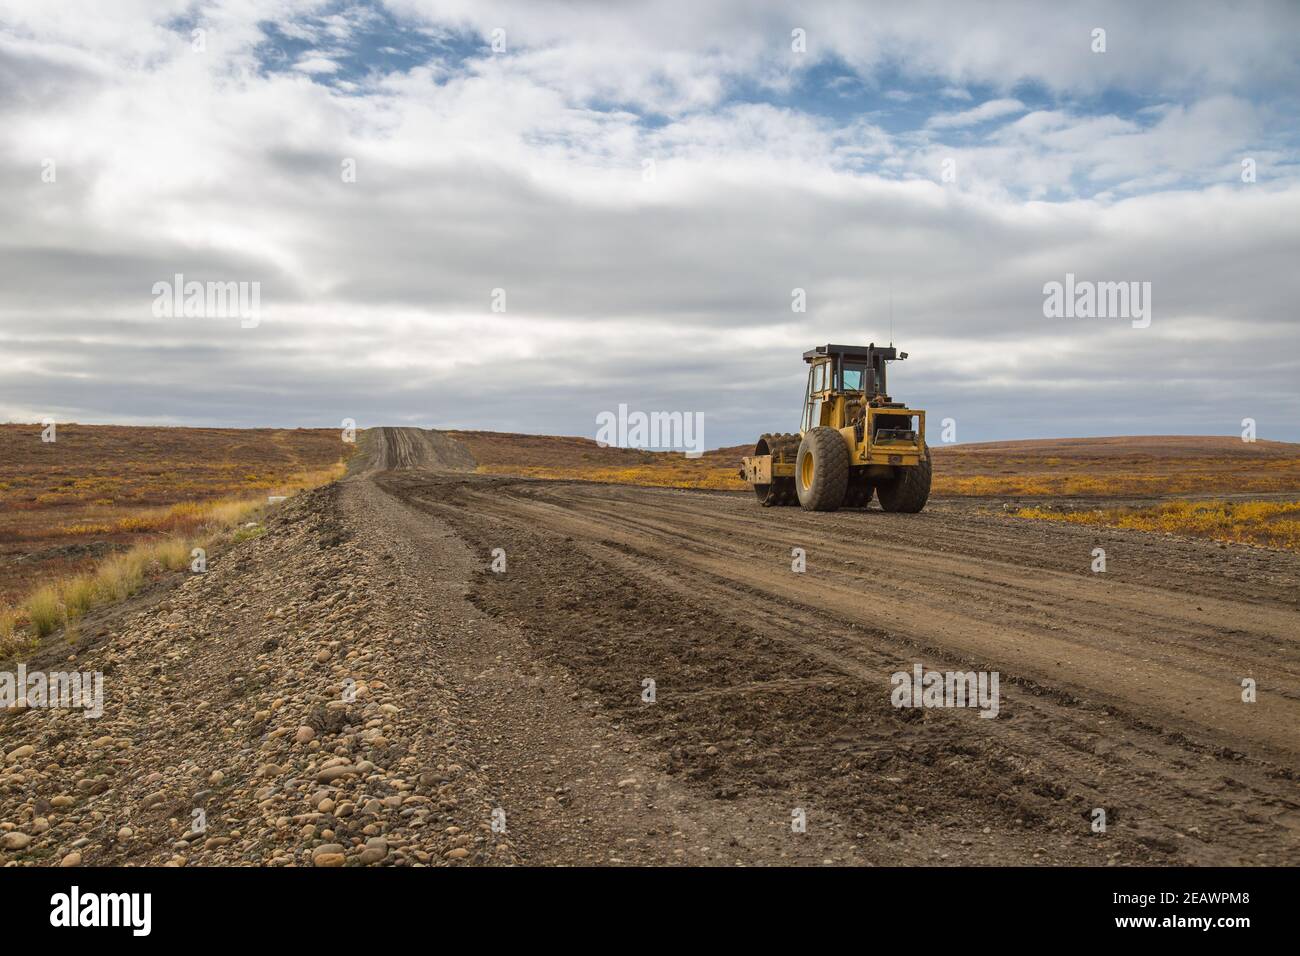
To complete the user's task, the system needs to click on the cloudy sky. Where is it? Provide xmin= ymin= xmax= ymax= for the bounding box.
xmin=1 ymin=0 xmax=1297 ymax=447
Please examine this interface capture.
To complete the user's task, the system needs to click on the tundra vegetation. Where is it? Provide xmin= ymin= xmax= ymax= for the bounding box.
xmin=0 ymin=424 xmax=351 ymax=655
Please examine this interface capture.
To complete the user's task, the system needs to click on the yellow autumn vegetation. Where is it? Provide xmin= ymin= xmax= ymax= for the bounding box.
xmin=1013 ymin=499 xmax=1300 ymax=550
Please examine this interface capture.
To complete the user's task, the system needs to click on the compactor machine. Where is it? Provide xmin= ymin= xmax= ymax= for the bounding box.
xmin=740 ymin=344 xmax=931 ymax=512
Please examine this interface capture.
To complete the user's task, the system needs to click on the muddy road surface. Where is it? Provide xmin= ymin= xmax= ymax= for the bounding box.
xmin=358 ymin=427 xmax=1300 ymax=866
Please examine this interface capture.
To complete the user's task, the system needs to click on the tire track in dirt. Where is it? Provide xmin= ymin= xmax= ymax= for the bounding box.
xmin=359 ymin=426 xmax=478 ymax=474
xmin=568 ymin=491 xmax=1300 ymax=697
xmin=443 ymin=482 xmax=1300 ymax=757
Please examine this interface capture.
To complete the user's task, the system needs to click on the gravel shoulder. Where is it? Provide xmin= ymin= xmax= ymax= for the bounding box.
xmin=1 ymin=483 xmax=514 ymax=867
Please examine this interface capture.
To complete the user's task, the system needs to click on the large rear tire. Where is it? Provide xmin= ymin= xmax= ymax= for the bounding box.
xmin=795 ymin=427 xmax=849 ymax=511
xmin=876 ymin=445 xmax=932 ymax=513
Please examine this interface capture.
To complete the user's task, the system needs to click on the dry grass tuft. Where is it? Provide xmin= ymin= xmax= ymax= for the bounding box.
xmin=25 ymin=587 xmax=64 ymax=637
xmin=59 ymin=576 xmax=98 ymax=618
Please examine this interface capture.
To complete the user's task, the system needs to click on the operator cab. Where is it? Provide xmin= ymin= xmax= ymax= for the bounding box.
xmin=800 ymin=343 xmax=907 ymax=432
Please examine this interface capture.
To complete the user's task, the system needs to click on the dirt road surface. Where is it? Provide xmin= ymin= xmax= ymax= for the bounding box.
xmin=364 ymin=428 xmax=1300 ymax=866
xmin=2 ymin=426 xmax=1295 ymax=867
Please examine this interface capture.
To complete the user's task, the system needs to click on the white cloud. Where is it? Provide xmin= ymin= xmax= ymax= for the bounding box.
xmin=926 ymin=98 xmax=1026 ymax=129
xmin=294 ymin=54 xmax=340 ymax=74
xmin=0 ymin=0 xmax=1297 ymax=443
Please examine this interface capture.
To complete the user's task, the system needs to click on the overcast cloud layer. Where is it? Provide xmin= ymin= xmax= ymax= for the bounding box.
xmin=1 ymin=0 xmax=1297 ymax=446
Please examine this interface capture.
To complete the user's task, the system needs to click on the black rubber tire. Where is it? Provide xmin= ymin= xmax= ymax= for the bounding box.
xmin=843 ymin=472 xmax=875 ymax=509
xmin=876 ymin=445 xmax=932 ymax=513
xmin=795 ymin=427 xmax=849 ymax=512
